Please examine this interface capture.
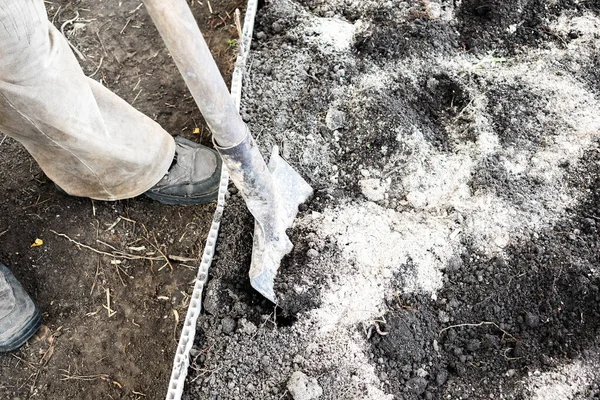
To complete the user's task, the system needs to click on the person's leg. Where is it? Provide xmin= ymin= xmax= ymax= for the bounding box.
xmin=0 ymin=0 xmax=221 ymax=203
xmin=0 ymin=0 xmax=176 ymax=200
xmin=0 ymin=264 xmax=41 ymax=352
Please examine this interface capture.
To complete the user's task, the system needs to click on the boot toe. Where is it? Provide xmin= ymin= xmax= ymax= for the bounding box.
xmin=0 ymin=264 xmax=42 ymax=353
xmin=144 ymin=137 xmax=222 ymax=205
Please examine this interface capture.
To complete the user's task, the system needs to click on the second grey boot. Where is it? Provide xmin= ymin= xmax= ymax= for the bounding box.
xmin=0 ymin=264 xmax=42 ymax=352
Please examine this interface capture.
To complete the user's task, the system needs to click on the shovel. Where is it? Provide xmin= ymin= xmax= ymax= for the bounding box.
xmin=143 ymin=0 xmax=312 ymax=302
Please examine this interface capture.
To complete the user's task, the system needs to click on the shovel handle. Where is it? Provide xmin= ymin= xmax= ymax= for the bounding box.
xmin=142 ymin=0 xmax=247 ymax=147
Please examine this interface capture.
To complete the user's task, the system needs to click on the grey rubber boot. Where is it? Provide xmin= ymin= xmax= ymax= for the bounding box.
xmin=144 ymin=136 xmax=222 ymax=205
xmin=0 ymin=264 xmax=42 ymax=352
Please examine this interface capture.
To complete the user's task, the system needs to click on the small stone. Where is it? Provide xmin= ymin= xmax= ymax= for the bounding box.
xmin=360 ymin=178 xmax=388 ymax=202
xmin=426 ymin=77 xmax=438 ymax=91
xmin=261 ymin=355 xmax=271 ymax=367
xmin=325 ymin=108 xmax=346 ymax=131
xmin=436 ymin=370 xmax=448 ymax=386
xmin=524 ymin=312 xmax=540 ymax=328
xmin=506 ymin=369 xmax=516 ymax=377
xmin=238 ymin=318 xmax=257 ymax=335
xmin=287 ymin=371 xmax=323 ymax=400
xmin=203 ymin=279 xmax=221 ymax=316
xmin=540 ymin=354 xmax=553 ymax=366
xmin=416 ymin=368 xmax=428 ymax=377
xmin=494 ymin=234 xmax=510 ymax=248
xmin=221 ymin=317 xmax=237 ymax=334
xmin=306 ymin=249 xmax=319 ymax=258
xmin=466 ymin=339 xmax=480 ymax=352
xmin=446 ymin=256 xmax=462 ymax=272
xmin=293 ymin=354 xmax=305 ymax=365
xmin=438 ymin=310 xmax=450 ymax=324
xmin=406 ymin=377 xmax=428 ymax=395
xmin=256 ymin=31 xmax=266 ymax=40
xmin=272 ymin=22 xmax=283 ymax=33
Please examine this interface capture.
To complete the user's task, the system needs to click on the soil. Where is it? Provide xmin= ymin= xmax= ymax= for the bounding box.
xmin=0 ymin=1 xmax=243 ymax=399
xmin=182 ymin=0 xmax=600 ymax=399
xmin=4 ymin=1 xmax=600 ymax=399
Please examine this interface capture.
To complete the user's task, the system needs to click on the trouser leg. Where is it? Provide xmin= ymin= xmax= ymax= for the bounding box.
xmin=0 ymin=0 xmax=175 ymax=200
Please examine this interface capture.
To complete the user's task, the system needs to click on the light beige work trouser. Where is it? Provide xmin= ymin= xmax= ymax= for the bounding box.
xmin=0 ymin=0 xmax=175 ymax=200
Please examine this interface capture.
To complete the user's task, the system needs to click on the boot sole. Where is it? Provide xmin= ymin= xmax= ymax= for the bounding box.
xmin=144 ymin=186 xmax=219 ymax=205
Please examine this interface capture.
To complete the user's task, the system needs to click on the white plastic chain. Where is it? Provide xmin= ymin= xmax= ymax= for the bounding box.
xmin=165 ymin=0 xmax=258 ymax=399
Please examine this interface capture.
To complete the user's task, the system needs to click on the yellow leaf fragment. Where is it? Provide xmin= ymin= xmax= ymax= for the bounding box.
xmin=31 ymin=238 xmax=43 ymax=247
xmin=193 ymin=127 xmax=200 ymax=134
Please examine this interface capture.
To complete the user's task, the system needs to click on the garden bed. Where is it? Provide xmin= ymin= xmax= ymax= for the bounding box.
xmin=184 ymin=1 xmax=600 ymax=399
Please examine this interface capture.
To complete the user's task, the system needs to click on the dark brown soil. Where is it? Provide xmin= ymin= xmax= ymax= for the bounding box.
xmin=0 ymin=1 xmax=243 ymax=399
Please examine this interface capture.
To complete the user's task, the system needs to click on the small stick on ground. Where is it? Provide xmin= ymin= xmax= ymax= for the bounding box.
xmin=95 ymin=30 xmax=108 ymax=57
xmin=120 ymin=17 xmax=132 ymax=35
xmin=51 ymin=5 xmax=62 ymax=25
xmin=132 ymin=88 xmax=143 ymax=105
xmin=251 ymin=312 xmax=274 ymax=340
xmin=172 ymin=309 xmax=179 ymax=340
xmin=59 ymin=371 xmax=108 ymax=381
xmin=129 ymin=3 xmax=143 ymax=14
xmin=439 ymin=321 xmax=517 ymax=341
xmin=145 ymin=234 xmax=173 ymax=271
xmin=103 ymin=288 xmax=117 ymax=317
xmin=119 ymin=215 xmax=137 ymax=224
xmin=60 ymin=10 xmax=86 ymax=60
xmin=168 ymin=255 xmax=197 ymax=263
xmin=234 ymin=9 xmax=242 ymax=39
xmin=51 ymin=230 xmax=162 ymax=261
xmin=88 ymin=56 xmax=103 ymax=78
xmin=90 ymin=260 xmax=100 ymax=295
xmin=97 ymin=240 xmax=118 ymax=251
xmin=278 ymin=390 xmax=289 ymax=400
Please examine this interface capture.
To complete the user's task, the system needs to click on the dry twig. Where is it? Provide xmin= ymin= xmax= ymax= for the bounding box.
xmin=51 ymin=230 xmax=160 ymax=261
xmin=439 ymin=321 xmax=517 ymax=341
xmin=59 ymin=10 xmax=86 ymax=60
xmin=103 ymin=288 xmax=117 ymax=317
